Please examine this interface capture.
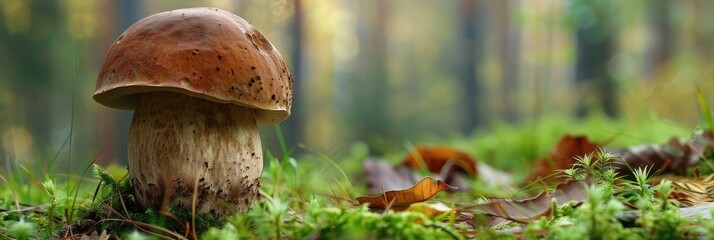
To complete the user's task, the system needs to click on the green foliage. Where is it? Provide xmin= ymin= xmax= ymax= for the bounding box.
xmin=204 ymin=200 xmax=461 ymax=239
xmin=123 ymin=231 xmax=158 ymax=240
xmin=5 ymin=218 xmax=36 ymax=240
xmin=635 ymin=179 xmax=689 ymax=240
xmin=697 ymin=86 xmax=714 ymax=132
xmin=78 ymin=165 xmax=222 ymax=237
xmin=520 ymin=145 xmax=710 ymax=239
xmin=447 ymin=114 xmax=693 ymax=180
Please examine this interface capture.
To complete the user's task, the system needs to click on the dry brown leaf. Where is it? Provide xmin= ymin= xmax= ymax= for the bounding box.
xmin=608 ymin=130 xmax=714 ymax=177
xmin=525 ymin=135 xmax=600 ymax=182
xmin=400 ymin=146 xmax=481 ymax=192
xmin=364 ymin=157 xmax=514 ymax=194
xmin=403 ymin=146 xmax=478 ymax=176
xmin=363 ymin=158 xmax=421 ymax=194
xmin=668 ymin=174 xmax=714 ymax=206
xmin=471 ymin=178 xmax=591 ymax=223
xmin=356 ymin=177 xmax=455 ymax=210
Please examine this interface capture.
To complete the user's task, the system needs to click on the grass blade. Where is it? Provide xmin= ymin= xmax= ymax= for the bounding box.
xmin=697 ymin=86 xmax=713 ymax=131
xmin=0 ymin=173 xmax=21 ymax=211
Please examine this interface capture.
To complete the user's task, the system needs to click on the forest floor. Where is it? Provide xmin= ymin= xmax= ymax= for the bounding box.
xmin=2 ymin=114 xmax=714 ymax=239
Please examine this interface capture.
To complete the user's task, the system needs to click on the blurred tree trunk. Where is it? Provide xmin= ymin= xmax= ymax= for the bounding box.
xmin=645 ymin=0 xmax=673 ymax=80
xmin=0 ymin=1 xmax=62 ymax=155
xmin=496 ymin=0 xmax=520 ymax=123
xmin=96 ymin=1 xmax=118 ymax=166
xmin=284 ymin=0 xmax=303 ymax=152
xmin=682 ymin=1 xmax=714 ymax=64
xmin=458 ymin=0 xmax=485 ymax=133
xmin=97 ymin=0 xmax=141 ymax=165
xmin=575 ymin=30 xmax=616 ymax=117
xmin=574 ymin=3 xmax=617 ymax=118
xmin=350 ymin=1 xmax=389 ymax=152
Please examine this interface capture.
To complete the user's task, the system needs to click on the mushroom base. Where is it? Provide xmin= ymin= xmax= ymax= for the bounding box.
xmin=128 ymin=92 xmax=262 ymax=216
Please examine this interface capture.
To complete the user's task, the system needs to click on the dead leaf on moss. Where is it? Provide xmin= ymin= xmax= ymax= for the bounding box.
xmin=357 ymin=177 xmax=455 ymax=210
xmin=608 ymin=130 xmax=714 ymax=177
xmin=525 ymin=135 xmax=600 ymax=183
xmin=403 ymin=146 xmax=478 ymax=176
xmin=668 ymin=174 xmax=714 ymax=206
xmin=471 ymin=178 xmax=591 ymax=223
xmin=401 ymin=146 xmax=514 ymax=192
xmin=363 ymin=158 xmax=420 ymax=194
xmin=364 ymin=157 xmax=514 ymax=195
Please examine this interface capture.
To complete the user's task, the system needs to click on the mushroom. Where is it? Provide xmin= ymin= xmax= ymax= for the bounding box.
xmin=93 ymin=8 xmax=293 ymax=216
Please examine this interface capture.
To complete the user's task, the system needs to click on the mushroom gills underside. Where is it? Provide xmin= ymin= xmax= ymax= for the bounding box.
xmin=127 ymin=91 xmax=262 ymax=216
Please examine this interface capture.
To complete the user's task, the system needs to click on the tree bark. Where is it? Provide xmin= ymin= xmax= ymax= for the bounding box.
xmin=574 ymin=4 xmax=617 ymax=118
xmin=350 ymin=1 xmax=389 ymax=151
xmin=283 ymin=0 xmax=303 ymax=154
xmin=497 ymin=0 xmax=520 ymax=123
xmin=646 ymin=0 xmax=673 ymax=80
xmin=458 ymin=0 xmax=485 ymax=133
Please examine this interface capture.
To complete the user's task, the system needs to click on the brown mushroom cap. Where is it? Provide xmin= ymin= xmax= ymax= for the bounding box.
xmin=94 ymin=8 xmax=293 ymax=125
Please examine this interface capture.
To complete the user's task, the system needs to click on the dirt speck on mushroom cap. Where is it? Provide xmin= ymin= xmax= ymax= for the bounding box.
xmin=94 ymin=7 xmax=292 ymax=125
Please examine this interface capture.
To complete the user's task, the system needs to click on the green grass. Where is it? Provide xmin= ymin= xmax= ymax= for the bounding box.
xmin=1 ymin=114 xmax=713 ymax=239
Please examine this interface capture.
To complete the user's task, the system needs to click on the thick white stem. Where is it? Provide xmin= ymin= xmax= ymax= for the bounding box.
xmin=128 ymin=92 xmax=262 ymax=216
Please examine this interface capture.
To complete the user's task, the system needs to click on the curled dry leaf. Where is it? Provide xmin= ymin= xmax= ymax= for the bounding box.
xmin=356 ymin=177 xmax=455 ymax=210
xmin=403 ymin=146 xmax=478 ymax=176
xmin=400 ymin=146 xmax=484 ymax=191
xmin=471 ymin=178 xmax=591 ymax=223
xmin=608 ymin=130 xmax=714 ymax=177
xmin=525 ymin=135 xmax=600 ymax=182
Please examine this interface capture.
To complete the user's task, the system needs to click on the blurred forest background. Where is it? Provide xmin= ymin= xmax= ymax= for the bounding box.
xmin=1 ymin=0 xmax=713 ymax=170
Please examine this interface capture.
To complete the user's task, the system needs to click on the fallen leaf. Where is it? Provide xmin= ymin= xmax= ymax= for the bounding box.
xmin=608 ymin=130 xmax=714 ymax=177
xmin=668 ymin=174 xmax=714 ymax=206
xmin=364 ymin=158 xmax=514 ymax=194
xmin=401 ymin=146 xmax=504 ymax=192
xmin=363 ymin=158 xmax=420 ymax=194
xmin=471 ymin=178 xmax=591 ymax=223
xmin=525 ymin=135 xmax=600 ymax=182
xmin=357 ymin=177 xmax=455 ymax=210
xmin=403 ymin=146 xmax=478 ymax=176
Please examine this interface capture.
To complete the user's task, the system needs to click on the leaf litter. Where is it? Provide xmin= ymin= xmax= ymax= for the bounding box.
xmin=356 ymin=130 xmax=714 ymax=237
xmin=356 ymin=177 xmax=455 ymax=210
